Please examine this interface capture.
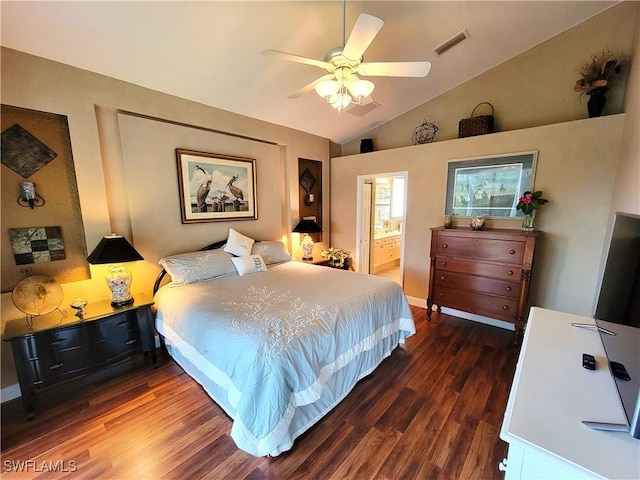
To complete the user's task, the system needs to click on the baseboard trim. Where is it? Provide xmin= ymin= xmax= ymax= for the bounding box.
xmin=1 ymin=384 xmax=21 ymax=404
xmin=405 ymin=295 xmax=426 ymax=308
xmin=441 ymin=307 xmax=515 ymax=331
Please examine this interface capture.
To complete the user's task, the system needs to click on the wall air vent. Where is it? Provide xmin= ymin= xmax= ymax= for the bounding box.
xmin=434 ymin=29 xmax=470 ymax=56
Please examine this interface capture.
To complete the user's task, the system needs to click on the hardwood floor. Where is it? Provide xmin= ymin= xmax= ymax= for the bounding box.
xmin=1 ymin=306 xmax=520 ymax=479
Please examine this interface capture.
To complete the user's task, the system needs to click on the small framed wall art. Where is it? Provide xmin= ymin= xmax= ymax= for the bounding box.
xmin=176 ymin=149 xmax=257 ymax=223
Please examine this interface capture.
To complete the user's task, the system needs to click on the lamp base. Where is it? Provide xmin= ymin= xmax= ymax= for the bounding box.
xmin=111 ymin=298 xmax=134 ymax=308
xmin=301 ymin=234 xmax=314 ymax=261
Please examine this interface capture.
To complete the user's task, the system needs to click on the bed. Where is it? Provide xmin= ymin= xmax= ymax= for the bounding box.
xmin=153 ymin=231 xmax=415 ymax=457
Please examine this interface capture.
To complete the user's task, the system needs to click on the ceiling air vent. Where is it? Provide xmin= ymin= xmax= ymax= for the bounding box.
xmin=434 ymin=29 xmax=470 ymax=56
xmin=347 ymin=101 xmax=381 ymax=117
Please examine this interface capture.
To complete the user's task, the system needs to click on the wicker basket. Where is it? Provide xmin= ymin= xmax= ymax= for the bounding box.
xmin=458 ymin=102 xmax=495 ymax=138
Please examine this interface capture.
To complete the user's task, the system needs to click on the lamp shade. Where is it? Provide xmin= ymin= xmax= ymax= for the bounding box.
xmin=292 ymin=219 xmax=322 ymax=234
xmin=87 ymin=235 xmax=144 ymax=264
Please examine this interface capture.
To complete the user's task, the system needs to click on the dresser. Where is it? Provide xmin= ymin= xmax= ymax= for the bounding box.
xmin=427 ymin=227 xmax=537 ymax=336
xmin=500 ymin=307 xmax=639 ymax=479
xmin=2 ymin=294 xmax=156 ymax=418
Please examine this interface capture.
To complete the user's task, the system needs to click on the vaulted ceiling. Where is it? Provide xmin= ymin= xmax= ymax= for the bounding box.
xmin=1 ymin=1 xmax=617 ymax=144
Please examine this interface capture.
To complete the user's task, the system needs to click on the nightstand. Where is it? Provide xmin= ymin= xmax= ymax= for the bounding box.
xmin=301 ymin=258 xmax=332 ymax=266
xmin=2 ymin=293 xmax=156 ymax=419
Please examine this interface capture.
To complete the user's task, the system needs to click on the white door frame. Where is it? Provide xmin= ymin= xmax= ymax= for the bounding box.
xmin=355 ymin=171 xmax=408 ymax=285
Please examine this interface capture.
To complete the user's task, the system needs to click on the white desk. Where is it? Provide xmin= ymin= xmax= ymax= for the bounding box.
xmin=500 ymin=307 xmax=640 ymax=479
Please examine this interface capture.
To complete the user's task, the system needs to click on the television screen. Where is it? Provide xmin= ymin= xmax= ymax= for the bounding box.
xmin=594 ymin=212 xmax=640 ymax=439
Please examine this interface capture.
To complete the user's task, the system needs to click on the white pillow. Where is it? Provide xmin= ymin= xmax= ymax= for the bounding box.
xmin=223 ymin=228 xmax=255 ymax=257
xmin=158 ymin=249 xmax=236 ymax=285
xmin=231 ymin=254 xmax=267 ymax=276
xmin=251 ymin=241 xmax=292 ymax=266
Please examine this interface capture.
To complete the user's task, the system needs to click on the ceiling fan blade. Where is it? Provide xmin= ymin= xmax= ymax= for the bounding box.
xmin=357 ymin=61 xmax=431 ymax=77
xmin=262 ymin=49 xmax=332 ymax=70
xmin=287 ymin=74 xmax=335 ymax=99
xmin=342 ymin=13 xmax=384 ymax=61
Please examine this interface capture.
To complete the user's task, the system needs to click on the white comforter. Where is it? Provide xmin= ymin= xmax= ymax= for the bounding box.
xmin=154 ymin=260 xmax=415 ymax=456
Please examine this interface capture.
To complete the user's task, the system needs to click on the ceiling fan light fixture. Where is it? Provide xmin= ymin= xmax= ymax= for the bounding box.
xmin=315 ymin=79 xmax=340 ymax=100
xmin=330 ymin=93 xmax=352 ymax=112
xmin=348 ymin=79 xmax=375 ymax=103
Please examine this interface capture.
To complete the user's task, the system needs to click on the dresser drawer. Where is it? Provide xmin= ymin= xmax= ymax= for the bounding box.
xmin=434 ymin=270 xmax=520 ymax=299
xmin=434 ymin=236 xmax=525 ymax=264
xmin=435 ymin=256 xmax=522 ymax=281
xmin=23 ymin=343 xmax=97 ymax=386
xmin=22 ymin=330 xmax=142 ymax=387
xmin=11 ymin=327 xmax=91 ymax=361
xmin=93 ymin=312 xmax=139 ymax=340
xmin=432 ymin=285 xmax=519 ymax=323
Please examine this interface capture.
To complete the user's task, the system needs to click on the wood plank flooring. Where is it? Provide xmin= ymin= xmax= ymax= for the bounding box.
xmin=1 ymin=307 xmax=520 ymax=479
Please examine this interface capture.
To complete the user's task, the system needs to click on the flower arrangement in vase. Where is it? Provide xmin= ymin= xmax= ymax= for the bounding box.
xmin=574 ymin=49 xmax=625 ymax=117
xmin=516 ymin=191 xmax=548 ymax=231
xmin=321 ymin=247 xmax=351 ymax=269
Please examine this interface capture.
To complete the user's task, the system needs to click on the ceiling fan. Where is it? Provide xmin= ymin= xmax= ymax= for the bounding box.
xmin=262 ymin=7 xmax=431 ymax=112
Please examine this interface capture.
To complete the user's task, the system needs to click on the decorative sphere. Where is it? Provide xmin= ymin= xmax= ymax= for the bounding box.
xmin=412 ymin=120 xmax=439 ymax=145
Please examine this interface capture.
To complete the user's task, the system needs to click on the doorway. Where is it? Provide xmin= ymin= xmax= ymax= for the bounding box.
xmin=356 ymin=172 xmax=407 ymax=287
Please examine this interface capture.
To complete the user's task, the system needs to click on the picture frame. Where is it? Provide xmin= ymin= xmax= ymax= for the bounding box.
xmin=176 ymin=149 xmax=257 ymax=223
xmin=445 ymin=151 xmax=538 ymax=218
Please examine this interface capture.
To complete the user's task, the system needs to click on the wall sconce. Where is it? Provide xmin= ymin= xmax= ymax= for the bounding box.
xmin=305 ymin=193 xmax=315 ymax=206
xmin=17 ymin=182 xmax=45 ymax=209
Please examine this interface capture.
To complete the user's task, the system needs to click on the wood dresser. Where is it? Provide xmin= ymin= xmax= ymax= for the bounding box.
xmin=3 ymin=294 xmax=156 ymax=418
xmin=427 ymin=227 xmax=537 ymax=336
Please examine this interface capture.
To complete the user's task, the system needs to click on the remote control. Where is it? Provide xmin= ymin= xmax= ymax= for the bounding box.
xmin=582 ymin=353 xmax=596 ymax=370
xmin=610 ymin=361 xmax=631 ymax=381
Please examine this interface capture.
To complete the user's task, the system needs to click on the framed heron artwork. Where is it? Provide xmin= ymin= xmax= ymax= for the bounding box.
xmin=176 ymin=149 xmax=257 ymax=223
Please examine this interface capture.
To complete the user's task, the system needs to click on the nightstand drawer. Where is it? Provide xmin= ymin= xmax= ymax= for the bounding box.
xmin=11 ymin=327 xmax=91 ymax=360
xmin=434 ymin=270 xmax=520 ymax=299
xmin=93 ymin=312 xmax=139 ymax=340
xmin=23 ymin=344 xmax=97 ymax=386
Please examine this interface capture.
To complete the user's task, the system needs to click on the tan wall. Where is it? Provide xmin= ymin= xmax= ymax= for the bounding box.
xmin=0 ymin=48 xmax=331 ymax=390
xmin=331 ymin=115 xmax=624 ymax=316
xmin=610 ymin=4 xmax=640 ymax=216
xmin=341 ymin=2 xmax=638 ymax=155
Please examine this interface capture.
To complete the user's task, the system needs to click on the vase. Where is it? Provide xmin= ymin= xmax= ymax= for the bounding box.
xmin=587 ymin=89 xmax=607 ymax=118
xmin=522 ymin=211 xmax=536 ymax=231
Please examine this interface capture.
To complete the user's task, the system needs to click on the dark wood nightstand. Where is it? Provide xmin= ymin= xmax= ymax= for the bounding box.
xmin=301 ymin=258 xmax=332 ymax=266
xmin=2 ymin=293 xmax=156 ymax=419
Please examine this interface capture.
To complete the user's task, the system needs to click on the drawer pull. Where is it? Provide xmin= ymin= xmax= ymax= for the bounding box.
xmin=49 ymin=362 xmax=64 ymax=370
xmin=505 ymin=286 xmax=512 ymax=292
xmin=440 ymin=276 xmax=445 ymax=281
xmin=507 ymin=270 xmax=514 ymax=276
xmin=50 ymin=338 xmax=66 ymax=345
xmin=117 ymin=321 xmax=130 ymax=327
xmin=439 ymin=293 xmax=444 ymax=297
xmin=442 ymin=243 xmax=448 ymax=248
xmin=125 ymin=339 xmax=137 ymax=345
xmin=509 ymin=249 xmax=516 ymax=254
xmin=503 ymin=305 xmax=509 ymax=310
xmin=441 ymin=262 xmax=447 ymax=267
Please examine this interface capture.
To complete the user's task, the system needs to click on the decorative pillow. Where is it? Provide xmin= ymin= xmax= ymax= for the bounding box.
xmin=251 ymin=241 xmax=292 ymax=266
xmin=158 ymin=249 xmax=236 ymax=285
xmin=231 ymin=254 xmax=268 ymax=277
xmin=223 ymin=228 xmax=255 ymax=257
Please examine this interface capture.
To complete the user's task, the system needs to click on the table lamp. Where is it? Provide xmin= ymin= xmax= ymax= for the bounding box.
xmin=292 ymin=219 xmax=322 ymax=260
xmin=87 ymin=234 xmax=144 ymax=307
